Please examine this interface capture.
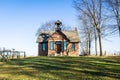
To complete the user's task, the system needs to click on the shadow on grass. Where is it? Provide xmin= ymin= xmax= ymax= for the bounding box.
xmin=5 ymin=56 xmax=120 ymax=80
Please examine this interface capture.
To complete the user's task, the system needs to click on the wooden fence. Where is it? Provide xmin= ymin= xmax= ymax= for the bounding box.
xmin=0 ymin=50 xmax=26 ymax=60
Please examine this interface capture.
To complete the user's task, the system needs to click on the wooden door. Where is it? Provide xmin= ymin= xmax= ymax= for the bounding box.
xmin=57 ymin=44 xmax=62 ymax=53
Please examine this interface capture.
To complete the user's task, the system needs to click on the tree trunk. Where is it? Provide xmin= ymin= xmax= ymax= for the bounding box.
xmin=94 ymin=28 xmax=98 ymax=56
xmin=119 ymin=26 xmax=120 ymax=37
xmin=115 ymin=0 xmax=120 ymax=37
xmin=86 ymin=38 xmax=89 ymax=56
xmin=88 ymin=33 xmax=91 ymax=55
xmin=97 ymin=28 xmax=103 ymax=56
xmin=117 ymin=19 xmax=120 ymax=37
xmin=95 ymin=37 xmax=97 ymax=56
xmin=116 ymin=14 xmax=120 ymax=37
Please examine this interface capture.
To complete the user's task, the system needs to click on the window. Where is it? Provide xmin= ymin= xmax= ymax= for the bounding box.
xmin=64 ymin=41 xmax=67 ymax=50
xmin=42 ymin=43 xmax=46 ymax=51
xmin=50 ymin=41 xmax=54 ymax=50
xmin=56 ymin=41 xmax=61 ymax=44
xmin=72 ymin=43 xmax=75 ymax=51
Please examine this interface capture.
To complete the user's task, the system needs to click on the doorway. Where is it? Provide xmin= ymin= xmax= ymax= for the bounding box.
xmin=56 ymin=41 xmax=62 ymax=54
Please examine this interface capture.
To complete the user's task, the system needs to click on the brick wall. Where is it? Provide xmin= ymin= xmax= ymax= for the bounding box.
xmin=38 ymin=31 xmax=80 ymax=56
xmin=38 ymin=43 xmax=48 ymax=56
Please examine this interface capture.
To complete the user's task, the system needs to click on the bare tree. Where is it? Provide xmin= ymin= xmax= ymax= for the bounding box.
xmin=36 ymin=20 xmax=72 ymax=36
xmin=79 ymin=13 xmax=101 ymax=56
xmin=105 ymin=0 xmax=120 ymax=36
xmin=74 ymin=0 xmax=104 ymax=56
xmin=79 ymin=14 xmax=94 ymax=56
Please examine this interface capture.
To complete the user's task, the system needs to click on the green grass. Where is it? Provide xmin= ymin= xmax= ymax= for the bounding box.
xmin=0 ymin=56 xmax=120 ymax=80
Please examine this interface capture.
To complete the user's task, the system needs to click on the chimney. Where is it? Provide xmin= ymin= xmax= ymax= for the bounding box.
xmin=75 ymin=27 xmax=77 ymax=31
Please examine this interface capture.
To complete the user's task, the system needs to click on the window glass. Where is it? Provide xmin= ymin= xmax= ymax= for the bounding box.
xmin=50 ymin=41 xmax=54 ymax=50
xmin=72 ymin=43 xmax=75 ymax=51
xmin=64 ymin=41 xmax=67 ymax=50
xmin=56 ymin=41 xmax=61 ymax=44
xmin=42 ymin=43 xmax=46 ymax=51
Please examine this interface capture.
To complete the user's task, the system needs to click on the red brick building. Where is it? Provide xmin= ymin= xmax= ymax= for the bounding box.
xmin=36 ymin=20 xmax=80 ymax=56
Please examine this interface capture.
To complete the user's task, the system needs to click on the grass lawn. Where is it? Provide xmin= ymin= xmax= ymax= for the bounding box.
xmin=0 ymin=56 xmax=120 ymax=80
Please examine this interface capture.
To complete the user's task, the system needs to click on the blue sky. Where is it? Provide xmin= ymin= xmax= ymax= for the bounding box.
xmin=0 ymin=0 xmax=119 ymax=56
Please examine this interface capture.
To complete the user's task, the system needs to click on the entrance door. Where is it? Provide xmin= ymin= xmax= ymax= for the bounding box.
xmin=56 ymin=41 xmax=62 ymax=54
xmin=57 ymin=44 xmax=62 ymax=53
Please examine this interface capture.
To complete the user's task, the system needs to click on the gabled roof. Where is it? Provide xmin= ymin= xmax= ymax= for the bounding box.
xmin=36 ymin=30 xmax=80 ymax=42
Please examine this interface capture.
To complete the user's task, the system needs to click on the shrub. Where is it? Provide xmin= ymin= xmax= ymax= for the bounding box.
xmin=0 ymin=55 xmax=8 ymax=62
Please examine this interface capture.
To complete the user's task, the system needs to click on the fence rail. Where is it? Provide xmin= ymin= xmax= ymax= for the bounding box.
xmin=0 ymin=50 xmax=26 ymax=61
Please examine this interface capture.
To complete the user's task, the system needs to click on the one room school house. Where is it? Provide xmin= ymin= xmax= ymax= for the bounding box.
xmin=36 ymin=20 xmax=80 ymax=56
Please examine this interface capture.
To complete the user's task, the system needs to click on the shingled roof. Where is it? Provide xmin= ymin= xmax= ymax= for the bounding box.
xmin=36 ymin=30 xmax=80 ymax=42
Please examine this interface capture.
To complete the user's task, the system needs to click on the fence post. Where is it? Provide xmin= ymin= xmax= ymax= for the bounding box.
xmin=24 ymin=52 xmax=26 ymax=58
